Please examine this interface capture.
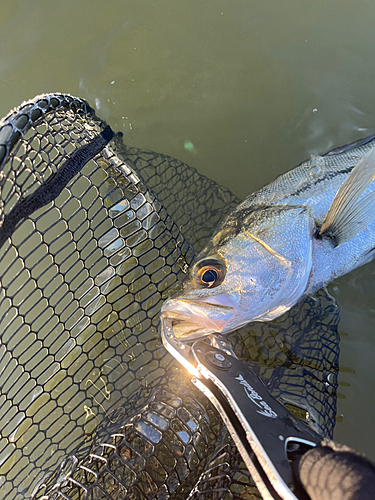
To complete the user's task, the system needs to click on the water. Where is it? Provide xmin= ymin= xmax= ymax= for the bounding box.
xmin=0 ymin=0 xmax=374 ymax=463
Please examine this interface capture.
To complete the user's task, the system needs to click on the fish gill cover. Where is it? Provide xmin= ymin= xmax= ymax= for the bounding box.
xmin=0 ymin=93 xmax=339 ymax=500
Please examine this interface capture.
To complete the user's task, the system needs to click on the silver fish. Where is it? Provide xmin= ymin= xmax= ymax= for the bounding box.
xmin=161 ymin=135 xmax=375 ymax=339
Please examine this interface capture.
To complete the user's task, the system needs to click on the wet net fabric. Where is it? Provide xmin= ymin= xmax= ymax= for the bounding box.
xmin=0 ymin=94 xmax=340 ymax=500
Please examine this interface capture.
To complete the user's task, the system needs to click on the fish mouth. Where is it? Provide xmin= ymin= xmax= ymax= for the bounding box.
xmin=160 ymin=297 xmax=236 ymax=339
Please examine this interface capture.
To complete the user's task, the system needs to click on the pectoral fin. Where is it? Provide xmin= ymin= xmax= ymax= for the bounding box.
xmin=320 ymin=148 xmax=375 ymax=245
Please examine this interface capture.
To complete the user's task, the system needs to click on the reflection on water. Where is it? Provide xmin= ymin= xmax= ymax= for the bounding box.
xmin=0 ymin=0 xmax=374 ymax=468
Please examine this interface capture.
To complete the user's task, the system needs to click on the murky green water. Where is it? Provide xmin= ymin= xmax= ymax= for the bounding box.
xmin=0 ymin=0 xmax=374 ymax=466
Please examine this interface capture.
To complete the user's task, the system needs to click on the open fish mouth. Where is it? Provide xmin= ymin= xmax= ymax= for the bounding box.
xmin=160 ymin=298 xmax=235 ymax=339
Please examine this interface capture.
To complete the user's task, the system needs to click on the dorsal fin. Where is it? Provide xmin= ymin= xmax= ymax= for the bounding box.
xmin=320 ymin=148 xmax=375 ymax=245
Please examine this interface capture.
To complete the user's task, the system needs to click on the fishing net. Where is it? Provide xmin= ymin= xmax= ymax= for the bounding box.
xmin=0 ymin=93 xmax=340 ymax=500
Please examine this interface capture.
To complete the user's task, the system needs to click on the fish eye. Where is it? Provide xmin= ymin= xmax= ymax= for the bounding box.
xmin=194 ymin=258 xmax=226 ymax=288
xmin=201 ymin=269 xmax=218 ymax=284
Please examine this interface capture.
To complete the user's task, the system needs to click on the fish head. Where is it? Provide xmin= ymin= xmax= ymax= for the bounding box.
xmin=161 ymin=205 xmax=314 ymax=339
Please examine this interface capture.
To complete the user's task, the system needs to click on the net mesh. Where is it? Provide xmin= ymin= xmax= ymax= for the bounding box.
xmin=0 ymin=94 xmax=340 ymax=500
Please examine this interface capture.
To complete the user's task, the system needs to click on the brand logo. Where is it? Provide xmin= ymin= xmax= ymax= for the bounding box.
xmin=235 ymin=374 xmax=277 ymax=418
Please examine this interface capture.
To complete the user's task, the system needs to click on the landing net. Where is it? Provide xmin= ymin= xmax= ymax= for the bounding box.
xmin=0 ymin=94 xmax=339 ymax=500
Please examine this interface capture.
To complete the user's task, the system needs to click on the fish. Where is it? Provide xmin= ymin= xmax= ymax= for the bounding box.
xmin=161 ymin=134 xmax=375 ymax=339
